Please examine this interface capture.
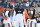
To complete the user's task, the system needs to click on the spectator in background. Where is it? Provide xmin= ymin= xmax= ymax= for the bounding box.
xmin=5 ymin=0 xmax=11 ymax=2
xmin=37 ymin=0 xmax=40 ymax=7
xmin=30 ymin=0 xmax=34 ymax=7
xmin=11 ymin=0 xmax=17 ymax=2
xmin=11 ymin=0 xmax=15 ymax=4
xmin=0 ymin=1 xmax=2 ymax=5
xmin=2 ymin=0 xmax=5 ymax=3
xmin=23 ymin=0 xmax=27 ymax=3
xmin=0 ymin=0 xmax=2 ymax=1
xmin=11 ymin=0 xmax=15 ymax=9
xmin=19 ymin=0 xmax=22 ymax=3
xmin=29 ymin=0 xmax=36 ymax=7
xmin=33 ymin=1 xmax=36 ymax=7
xmin=29 ymin=0 xmax=35 ymax=2
xmin=35 ymin=0 xmax=39 ymax=3
xmin=25 ymin=0 xmax=29 ymax=9
xmin=30 ymin=1 xmax=36 ymax=8
xmin=15 ymin=2 xmax=18 ymax=8
xmin=7 ymin=1 xmax=10 ymax=7
xmin=5 ymin=0 xmax=7 ymax=2
xmin=29 ymin=0 xmax=31 ymax=2
xmin=19 ymin=3 xmax=23 ymax=8
xmin=2 ymin=2 xmax=7 ymax=8
xmin=22 ymin=3 xmax=26 ymax=8
xmin=0 ymin=5 xmax=4 ymax=12
xmin=32 ymin=0 xmax=35 ymax=2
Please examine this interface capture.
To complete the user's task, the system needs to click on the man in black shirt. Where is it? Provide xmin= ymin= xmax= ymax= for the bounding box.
xmin=30 ymin=5 xmax=37 ymax=27
xmin=3 ymin=9 xmax=12 ymax=27
xmin=12 ymin=5 xmax=25 ymax=27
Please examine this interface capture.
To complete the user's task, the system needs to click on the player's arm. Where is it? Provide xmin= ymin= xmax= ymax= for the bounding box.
xmin=13 ymin=9 xmax=16 ymax=21
xmin=23 ymin=11 xmax=26 ymax=24
xmin=3 ymin=9 xmax=6 ymax=16
xmin=30 ymin=11 xmax=33 ymax=19
xmin=23 ymin=12 xmax=25 ymax=21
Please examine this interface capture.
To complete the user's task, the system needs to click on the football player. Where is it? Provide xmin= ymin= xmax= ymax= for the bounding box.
xmin=12 ymin=5 xmax=26 ymax=27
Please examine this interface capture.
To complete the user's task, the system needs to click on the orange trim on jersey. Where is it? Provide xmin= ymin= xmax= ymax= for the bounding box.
xmin=25 ymin=12 xmax=28 ymax=21
xmin=23 ymin=12 xmax=28 ymax=24
xmin=11 ymin=1 xmax=15 ymax=4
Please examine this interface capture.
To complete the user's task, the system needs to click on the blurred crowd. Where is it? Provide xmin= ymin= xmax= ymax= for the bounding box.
xmin=0 ymin=0 xmax=40 ymax=25
xmin=0 ymin=0 xmax=40 ymax=8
